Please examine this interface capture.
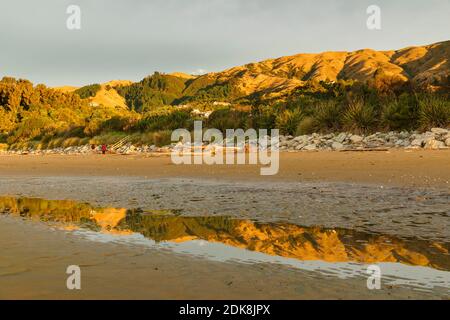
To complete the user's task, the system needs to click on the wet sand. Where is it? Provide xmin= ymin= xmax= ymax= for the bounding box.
xmin=1 ymin=216 xmax=446 ymax=300
xmin=0 ymin=150 xmax=449 ymax=187
xmin=0 ymin=151 xmax=449 ymax=299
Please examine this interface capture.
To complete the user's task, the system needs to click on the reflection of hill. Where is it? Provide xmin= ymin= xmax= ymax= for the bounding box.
xmin=119 ymin=212 xmax=449 ymax=270
xmin=1 ymin=197 xmax=448 ymax=270
xmin=0 ymin=197 xmax=93 ymax=223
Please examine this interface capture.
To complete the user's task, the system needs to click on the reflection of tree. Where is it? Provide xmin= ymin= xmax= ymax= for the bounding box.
xmin=0 ymin=196 xmax=92 ymax=222
xmin=118 ymin=210 xmax=241 ymax=243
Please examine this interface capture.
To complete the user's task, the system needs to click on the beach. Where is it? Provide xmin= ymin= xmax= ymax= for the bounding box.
xmin=0 ymin=150 xmax=449 ymax=187
xmin=0 ymin=150 xmax=449 ymax=300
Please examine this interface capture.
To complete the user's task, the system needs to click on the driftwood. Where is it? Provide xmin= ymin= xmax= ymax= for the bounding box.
xmin=339 ymin=148 xmax=389 ymax=152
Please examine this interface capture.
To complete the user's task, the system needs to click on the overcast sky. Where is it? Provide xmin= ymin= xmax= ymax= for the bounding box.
xmin=0 ymin=0 xmax=449 ymax=86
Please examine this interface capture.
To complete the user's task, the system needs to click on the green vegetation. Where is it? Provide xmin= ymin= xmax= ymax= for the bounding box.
xmin=0 ymin=77 xmax=90 ymax=144
xmin=0 ymin=75 xmax=448 ymax=151
xmin=269 ymin=82 xmax=450 ymax=135
xmin=206 ymin=108 xmax=250 ymax=132
xmin=116 ymin=72 xmax=189 ymax=112
xmin=418 ymin=95 xmax=450 ymax=129
xmin=275 ymin=109 xmax=304 ymax=135
xmin=138 ymin=107 xmax=195 ymax=131
xmin=342 ymin=98 xmax=377 ymax=133
xmin=115 ymin=72 xmax=241 ymax=111
xmin=74 ymin=84 xmax=101 ymax=99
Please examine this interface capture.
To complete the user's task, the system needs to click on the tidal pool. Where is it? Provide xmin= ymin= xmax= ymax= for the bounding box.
xmin=1 ymin=196 xmax=449 ymax=294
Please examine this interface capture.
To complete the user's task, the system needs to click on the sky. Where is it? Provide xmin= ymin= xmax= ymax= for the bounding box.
xmin=0 ymin=0 xmax=449 ymax=86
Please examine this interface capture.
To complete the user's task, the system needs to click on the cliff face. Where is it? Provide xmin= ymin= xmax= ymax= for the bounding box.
xmin=1 ymin=196 xmax=448 ymax=271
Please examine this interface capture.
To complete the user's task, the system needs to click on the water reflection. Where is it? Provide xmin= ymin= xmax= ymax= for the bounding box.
xmin=1 ymin=196 xmax=449 ymax=272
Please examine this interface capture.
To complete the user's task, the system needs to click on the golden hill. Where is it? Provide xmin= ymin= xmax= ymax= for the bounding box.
xmin=52 ymin=40 xmax=449 ymax=107
xmin=169 ymin=72 xmax=197 ymax=80
xmin=54 ymin=80 xmax=132 ymax=109
xmin=89 ymin=80 xmax=132 ymax=109
xmin=186 ymin=40 xmax=449 ymax=100
xmin=53 ymin=85 xmax=78 ymax=93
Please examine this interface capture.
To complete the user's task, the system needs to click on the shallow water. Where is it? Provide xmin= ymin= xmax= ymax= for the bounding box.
xmin=1 ymin=176 xmax=449 ymax=241
xmin=1 ymin=195 xmax=449 ymax=293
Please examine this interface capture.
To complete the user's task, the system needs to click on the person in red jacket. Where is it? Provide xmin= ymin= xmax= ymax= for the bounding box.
xmin=101 ymin=144 xmax=107 ymax=155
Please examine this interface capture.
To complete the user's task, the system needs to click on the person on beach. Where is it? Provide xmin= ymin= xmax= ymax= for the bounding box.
xmin=101 ymin=144 xmax=107 ymax=155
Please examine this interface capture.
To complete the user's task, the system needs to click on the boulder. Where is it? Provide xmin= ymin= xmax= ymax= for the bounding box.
xmin=293 ymin=135 xmax=308 ymax=142
xmin=331 ymin=142 xmax=344 ymax=150
xmin=295 ymin=143 xmax=306 ymax=150
xmin=398 ymin=131 xmax=410 ymax=139
xmin=424 ymin=139 xmax=445 ymax=150
xmin=410 ymin=139 xmax=424 ymax=147
xmin=335 ymin=133 xmax=347 ymax=143
xmin=349 ymin=135 xmax=363 ymax=143
xmin=303 ymin=144 xmax=317 ymax=151
xmin=431 ymin=128 xmax=448 ymax=134
xmin=286 ymin=140 xmax=297 ymax=148
xmin=445 ymin=138 xmax=450 ymax=147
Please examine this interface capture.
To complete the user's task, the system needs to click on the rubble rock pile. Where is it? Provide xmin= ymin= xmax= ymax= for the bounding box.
xmin=1 ymin=128 xmax=449 ymax=155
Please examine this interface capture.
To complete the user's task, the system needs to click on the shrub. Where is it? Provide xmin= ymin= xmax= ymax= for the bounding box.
xmin=139 ymin=109 xmax=193 ymax=132
xmin=342 ymin=98 xmax=377 ymax=133
xmin=100 ymin=116 xmax=135 ymax=132
xmin=89 ymin=132 xmax=128 ymax=145
xmin=251 ymin=105 xmax=277 ymax=130
xmin=207 ymin=109 xmax=250 ymax=133
xmin=417 ymin=95 xmax=450 ymax=130
xmin=275 ymin=109 xmax=304 ymax=135
xmin=381 ymin=97 xmax=418 ymax=131
xmin=0 ymin=109 xmax=16 ymax=133
xmin=46 ymin=137 xmax=65 ymax=149
xmin=74 ymin=84 xmax=101 ymax=99
xmin=296 ymin=116 xmax=316 ymax=135
xmin=7 ymin=113 xmax=55 ymax=143
xmin=80 ymin=137 xmax=91 ymax=145
xmin=134 ymin=130 xmax=173 ymax=146
xmin=62 ymin=137 xmax=82 ymax=148
xmin=312 ymin=100 xmax=342 ymax=131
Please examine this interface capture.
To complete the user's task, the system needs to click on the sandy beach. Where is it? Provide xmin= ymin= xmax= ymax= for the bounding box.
xmin=0 ymin=150 xmax=449 ymax=300
xmin=0 ymin=150 xmax=449 ymax=187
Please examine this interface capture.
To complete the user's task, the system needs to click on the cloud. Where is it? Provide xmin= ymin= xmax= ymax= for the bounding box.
xmin=0 ymin=0 xmax=448 ymax=86
xmin=192 ymin=69 xmax=208 ymax=76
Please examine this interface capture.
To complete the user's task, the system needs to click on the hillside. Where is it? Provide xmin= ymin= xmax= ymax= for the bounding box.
xmin=90 ymin=80 xmax=132 ymax=110
xmin=55 ymin=80 xmax=132 ymax=110
xmin=53 ymin=41 xmax=449 ymax=110
xmin=184 ymin=40 xmax=449 ymax=102
xmin=1 ymin=41 xmax=448 ymax=147
xmin=53 ymin=85 xmax=78 ymax=93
